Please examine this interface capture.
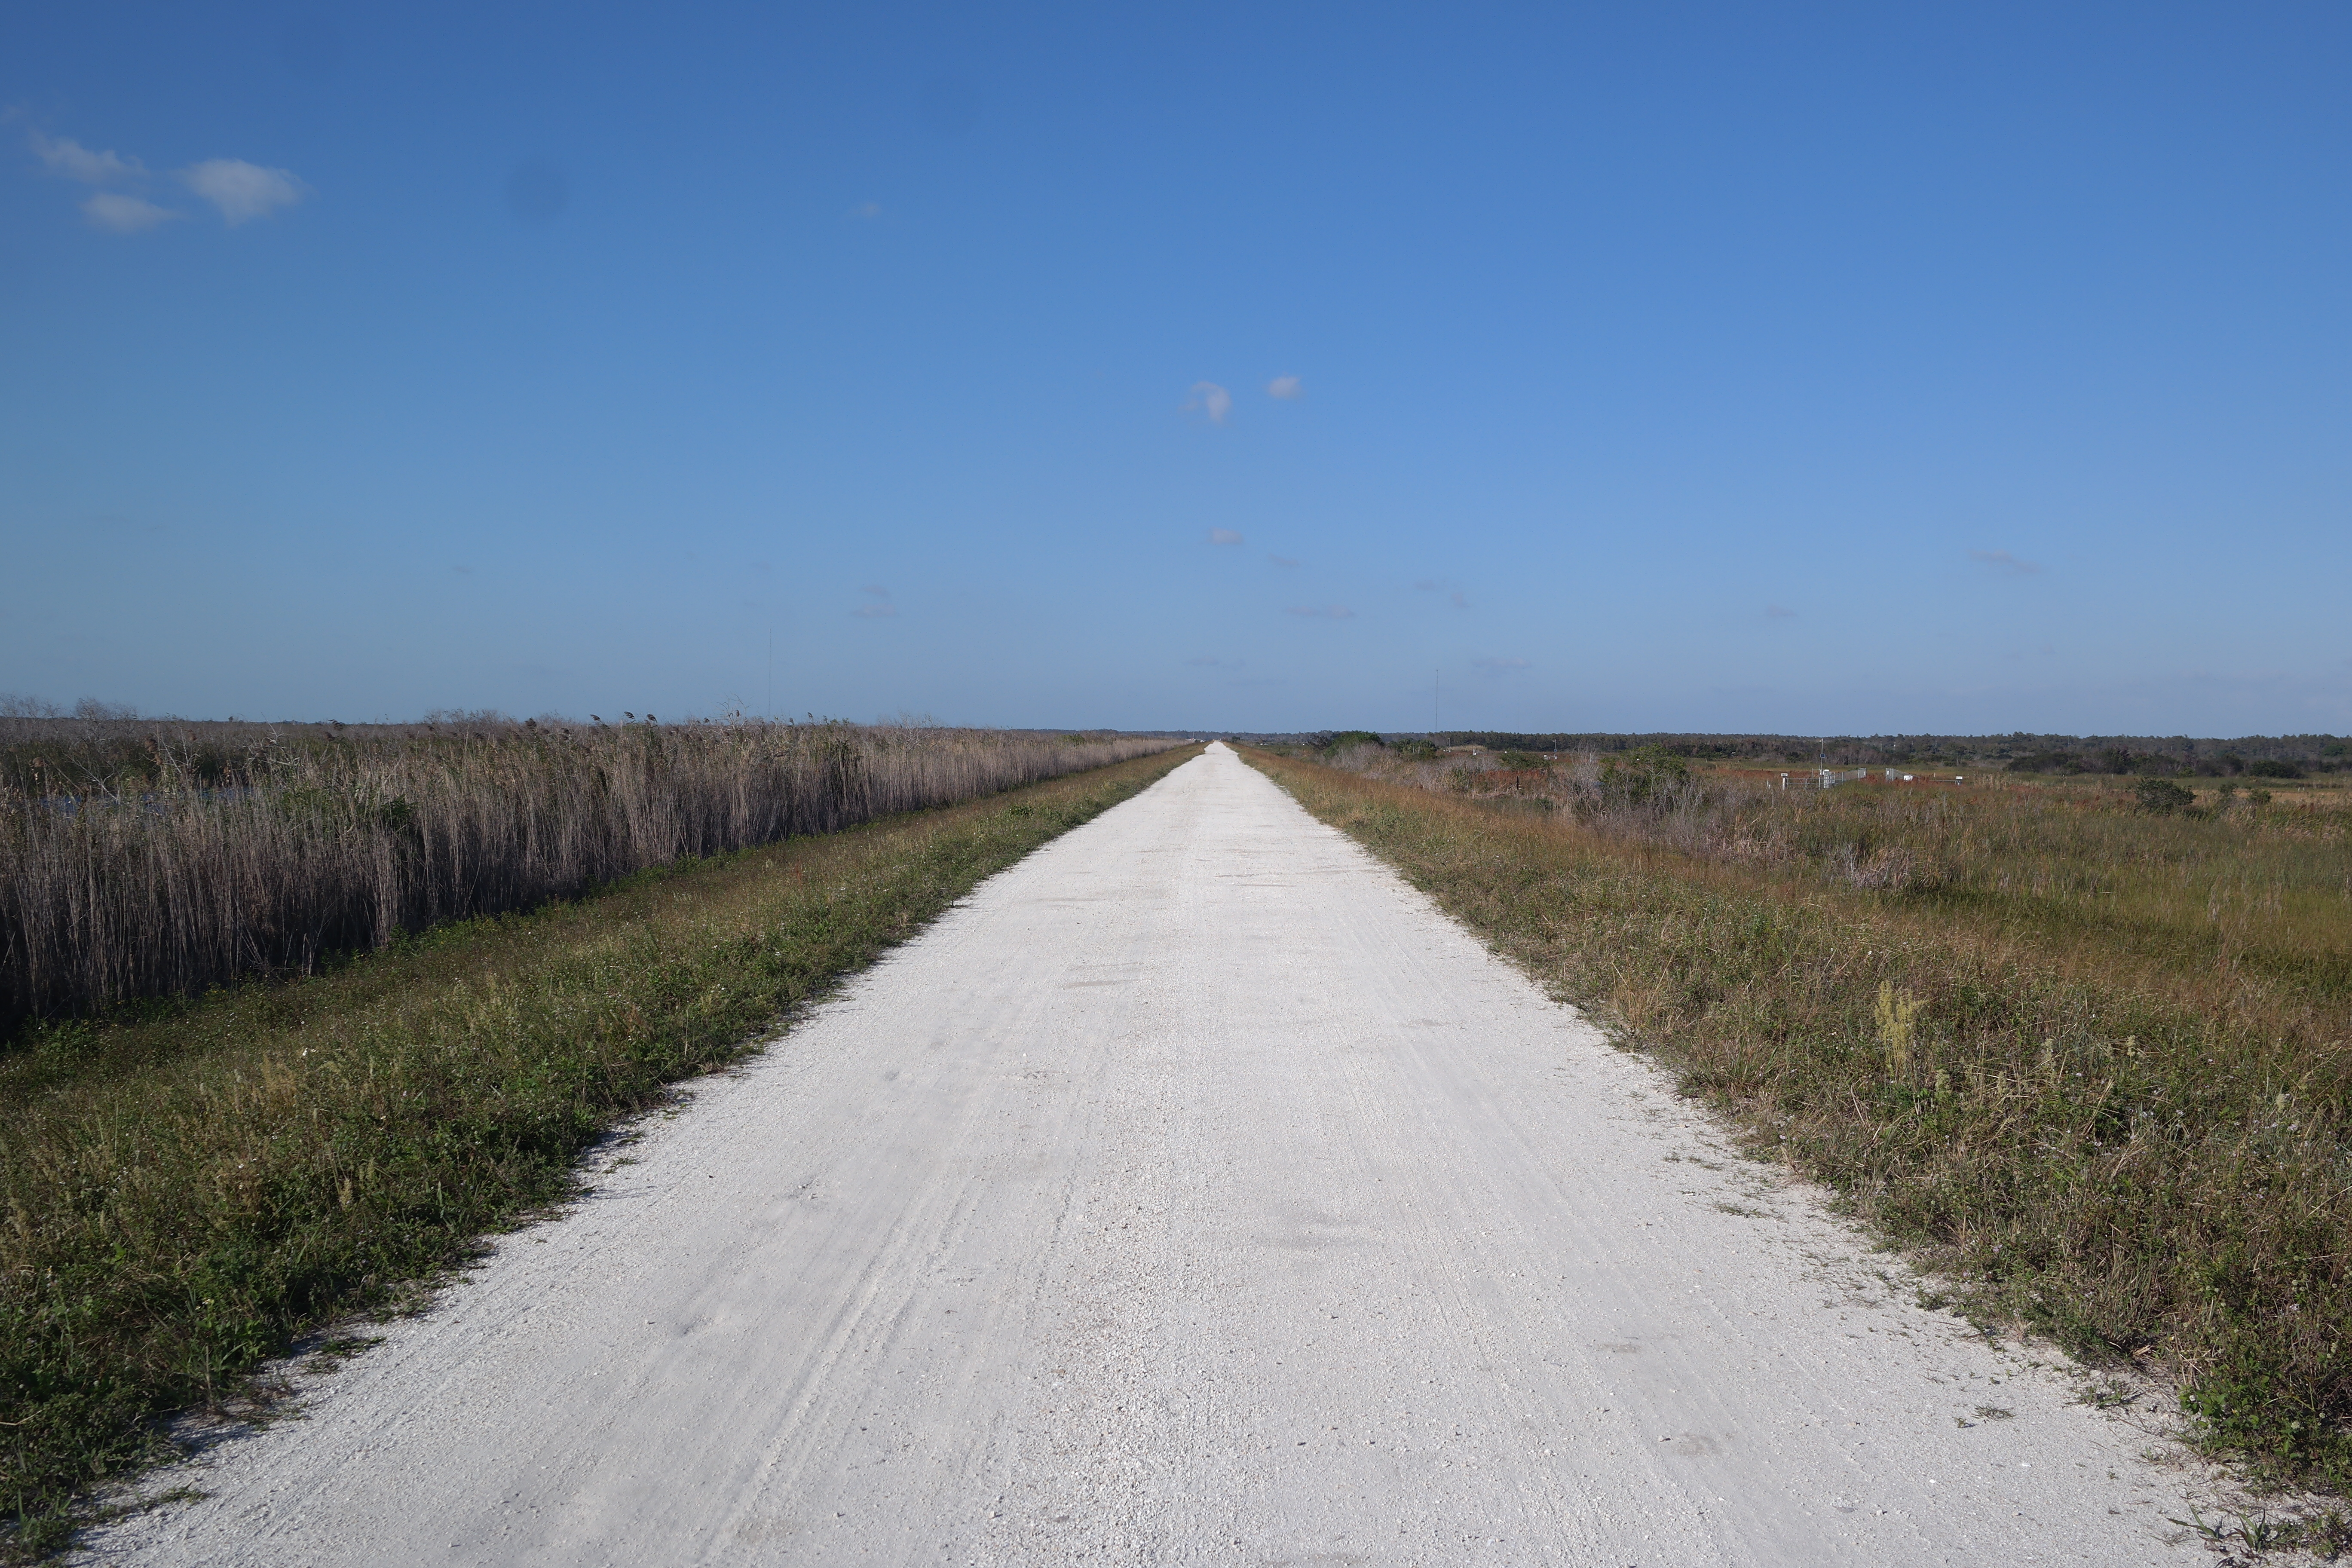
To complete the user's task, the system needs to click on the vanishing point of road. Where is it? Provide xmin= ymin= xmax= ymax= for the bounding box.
xmin=96 ymin=744 xmax=2214 ymax=1565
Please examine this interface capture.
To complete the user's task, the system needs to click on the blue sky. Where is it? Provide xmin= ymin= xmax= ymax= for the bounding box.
xmin=5 ymin=3 xmax=2347 ymax=735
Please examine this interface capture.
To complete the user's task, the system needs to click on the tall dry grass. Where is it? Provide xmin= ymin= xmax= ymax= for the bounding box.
xmin=0 ymin=719 xmax=1176 ymax=1034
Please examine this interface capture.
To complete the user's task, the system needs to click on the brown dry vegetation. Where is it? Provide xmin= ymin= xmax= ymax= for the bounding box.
xmin=0 ymin=717 xmax=1173 ymax=1035
xmin=1324 ymin=744 xmax=2352 ymax=1015
xmin=1247 ymin=743 xmax=2352 ymax=1494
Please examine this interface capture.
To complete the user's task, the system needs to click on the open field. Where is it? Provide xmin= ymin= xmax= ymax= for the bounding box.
xmin=0 ymin=716 xmax=1177 ymax=1036
xmin=1243 ymin=743 xmax=2352 ymax=1524
xmin=1236 ymin=729 xmax=2349 ymax=777
xmin=0 ymin=744 xmax=1200 ymax=1556
xmin=1313 ymin=743 xmax=2352 ymax=1019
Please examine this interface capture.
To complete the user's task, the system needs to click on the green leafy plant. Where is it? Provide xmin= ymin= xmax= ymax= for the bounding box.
xmin=1598 ymin=745 xmax=1689 ymax=805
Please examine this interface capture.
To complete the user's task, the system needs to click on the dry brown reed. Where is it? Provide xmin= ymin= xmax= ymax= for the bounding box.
xmin=0 ymin=719 xmax=1175 ymax=1033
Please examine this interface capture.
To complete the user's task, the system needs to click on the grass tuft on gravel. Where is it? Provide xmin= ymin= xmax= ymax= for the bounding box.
xmin=1241 ymin=746 xmax=2352 ymax=1497
xmin=0 ymin=745 xmax=1198 ymax=1558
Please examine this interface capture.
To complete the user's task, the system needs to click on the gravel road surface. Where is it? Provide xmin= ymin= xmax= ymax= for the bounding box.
xmin=94 ymin=744 xmax=2212 ymax=1565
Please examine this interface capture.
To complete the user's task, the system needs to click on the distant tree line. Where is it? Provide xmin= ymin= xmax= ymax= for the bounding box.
xmin=2006 ymin=747 xmax=2328 ymax=778
xmin=1227 ymin=730 xmax=2349 ymax=773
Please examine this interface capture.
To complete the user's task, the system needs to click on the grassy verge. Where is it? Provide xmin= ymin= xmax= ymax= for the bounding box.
xmin=1242 ymin=747 xmax=2352 ymax=1507
xmin=0 ymin=744 xmax=1199 ymax=1556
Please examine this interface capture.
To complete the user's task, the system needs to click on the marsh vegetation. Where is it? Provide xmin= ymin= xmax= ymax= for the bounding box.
xmin=0 ymin=715 xmax=1172 ymax=1036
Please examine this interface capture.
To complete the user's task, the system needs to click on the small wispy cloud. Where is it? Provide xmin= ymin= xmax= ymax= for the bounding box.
xmin=1449 ymin=591 xmax=1469 ymax=609
xmin=31 ymin=132 xmax=172 ymax=232
xmin=1472 ymin=656 xmax=1531 ymax=671
xmin=31 ymin=133 xmax=143 ymax=184
xmin=853 ymin=584 xmax=895 ymax=618
xmin=1411 ymin=579 xmax=1469 ymax=608
xmin=849 ymin=201 xmax=881 ymax=219
xmin=1207 ymin=528 xmax=1244 ymax=546
xmin=1187 ymin=381 xmax=1232 ymax=425
xmin=1765 ymin=602 xmax=1797 ymax=619
xmin=26 ymin=131 xmax=310 ymax=231
xmin=181 ymin=159 xmax=308 ymax=225
xmin=1413 ymin=579 xmax=1438 ymax=591
xmin=82 ymin=191 xmax=180 ymax=233
xmin=1969 ymin=549 xmax=2041 ymax=578
xmin=1268 ymin=554 xmax=1300 ymax=567
xmin=1266 ymin=374 xmax=1302 ymax=399
xmin=1286 ymin=604 xmax=1354 ymax=620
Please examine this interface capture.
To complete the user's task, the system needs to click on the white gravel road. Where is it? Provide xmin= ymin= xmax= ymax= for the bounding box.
xmin=93 ymin=743 xmax=2217 ymax=1565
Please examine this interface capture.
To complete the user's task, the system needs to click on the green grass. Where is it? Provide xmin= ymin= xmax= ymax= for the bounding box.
xmin=0 ymin=744 xmax=1198 ymax=1557
xmin=1243 ymin=746 xmax=2352 ymax=1499
xmin=1712 ymin=773 xmax=2352 ymax=1011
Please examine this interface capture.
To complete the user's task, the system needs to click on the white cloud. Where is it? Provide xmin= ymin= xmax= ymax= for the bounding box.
xmin=27 ymin=132 xmax=315 ymax=232
xmin=180 ymin=159 xmax=309 ymax=225
xmin=81 ymin=191 xmax=180 ymax=233
xmin=1187 ymin=381 xmax=1232 ymax=425
xmin=31 ymin=133 xmax=143 ymax=184
xmin=1266 ymin=375 xmax=1302 ymax=399
xmin=1969 ymin=549 xmax=2041 ymax=578
xmin=1207 ymin=528 xmax=1244 ymax=546
xmin=1268 ymin=554 xmax=1300 ymax=567
xmin=850 ymin=201 xmax=881 ymax=219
